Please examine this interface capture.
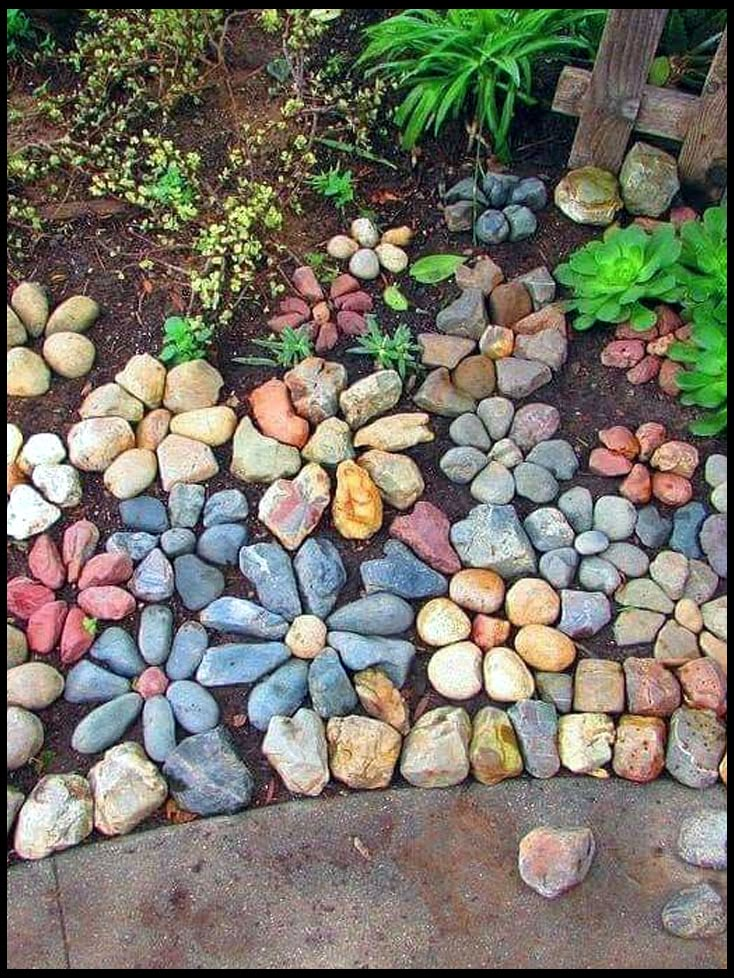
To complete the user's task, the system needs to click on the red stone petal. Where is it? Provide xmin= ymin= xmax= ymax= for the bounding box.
xmin=268 ymin=312 xmax=308 ymax=333
xmin=337 ymin=310 xmax=367 ymax=337
xmin=28 ymin=534 xmax=66 ymax=590
xmin=7 ymin=578 xmax=56 ymax=620
xmin=330 ymin=273 xmax=360 ymax=299
xmin=292 ymin=266 xmax=324 ymax=302
xmin=334 ymin=291 xmax=374 ymax=313
xmin=588 ymin=448 xmax=634 ymax=478
xmin=60 ymin=606 xmax=96 ymax=665
xmin=27 ymin=601 xmax=69 ymax=655
xmin=315 ymin=322 xmax=339 ymax=353
xmin=626 ymin=355 xmax=661 ymax=385
xmin=77 ymin=586 xmax=136 ymax=621
xmin=78 ymin=553 xmax=134 ymax=590
xmin=63 ymin=520 xmax=100 ymax=584
xmin=279 ymin=296 xmax=311 ymax=317
xmin=600 ymin=340 xmax=645 ymax=369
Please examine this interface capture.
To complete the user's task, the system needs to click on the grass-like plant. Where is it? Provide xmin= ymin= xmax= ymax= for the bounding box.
xmin=307 ymin=166 xmax=355 ymax=212
xmin=555 ymin=224 xmax=682 ymax=331
xmin=359 ymin=9 xmax=600 ymax=160
xmin=669 ymin=302 xmax=727 ymax=435
xmin=234 ymin=326 xmax=314 ymax=369
xmin=160 ymin=316 xmax=214 ymax=365
xmin=348 ymin=317 xmax=422 ymax=379
xmin=7 ymin=9 xmax=34 ymax=58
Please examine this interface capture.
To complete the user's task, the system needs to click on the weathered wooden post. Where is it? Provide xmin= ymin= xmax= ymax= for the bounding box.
xmin=553 ymin=10 xmax=727 ymax=197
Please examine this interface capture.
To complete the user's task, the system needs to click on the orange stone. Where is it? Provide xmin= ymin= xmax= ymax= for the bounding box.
xmin=136 ymin=408 xmax=172 ymax=451
xmin=612 ymin=715 xmax=666 ymax=783
xmin=652 ymin=472 xmax=693 ymax=508
xmin=472 ymin=615 xmax=511 ymax=651
xmin=250 ymin=378 xmax=310 ymax=449
xmin=333 ymin=460 xmax=383 ymax=541
xmin=651 ymin=440 xmax=699 ymax=479
xmin=635 ymin=421 xmax=667 ymax=461
xmin=599 ymin=426 xmax=640 ymax=460
xmin=619 ymin=463 xmax=652 ymax=504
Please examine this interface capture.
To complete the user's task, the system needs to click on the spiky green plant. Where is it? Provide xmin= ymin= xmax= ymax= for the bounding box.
xmin=359 ymin=9 xmax=601 ymax=160
xmin=348 ymin=317 xmax=422 ymax=379
xmin=234 ymin=326 xmax=314 ymax=369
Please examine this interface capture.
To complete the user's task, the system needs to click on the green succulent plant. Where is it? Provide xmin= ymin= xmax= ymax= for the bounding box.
xmin=555 ymin=224 xmax=682 ymax=331
xmin=234 ymin=326 xmax=314 ymax=369
xmin=674 ymin=205 xmax=727 ymax=316
xmin=669 ymin=302 xmax=728 ymax=435
xmin=348 ymin=317 xmax=422 ymax=379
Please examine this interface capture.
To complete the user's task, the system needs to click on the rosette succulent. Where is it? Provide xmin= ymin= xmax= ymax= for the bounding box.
xmin=669 ymin=302 xmax=728 ymax=435
xmin=555 ymin=225 xmax=682 ymax=331
xmin=674 ymin=205 xmax=727 ymax=316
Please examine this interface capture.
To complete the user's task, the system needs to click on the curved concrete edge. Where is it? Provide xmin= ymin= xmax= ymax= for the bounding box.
xmin=8 ymin=780 xmax=727 ymax=970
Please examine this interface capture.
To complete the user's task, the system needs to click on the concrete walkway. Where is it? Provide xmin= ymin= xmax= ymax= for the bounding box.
xmin=8 ymin=780 xmax=727 ymax=969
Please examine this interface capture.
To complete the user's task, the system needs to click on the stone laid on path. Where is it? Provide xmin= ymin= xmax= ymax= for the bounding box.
xmin=518 ymin=826 xmax=596 ymax=899
xmin=508 ymin=700 xmax=560 ymax=779
xmin=662 ymin=884 xmax=727 ymax=940
xmin=666 ymin=707 xmax=727 ymax=788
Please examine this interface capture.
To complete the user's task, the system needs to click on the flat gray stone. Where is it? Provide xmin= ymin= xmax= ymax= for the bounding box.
xmin=451 ymin=504 xmax=537 ymax=577
xmin=199 ymin=597 xmax=288 ymax=640
xmin=196 ymin=643 xmax=291 ymax=686
xmin=239 ymin=542 xmax=302 ymax=621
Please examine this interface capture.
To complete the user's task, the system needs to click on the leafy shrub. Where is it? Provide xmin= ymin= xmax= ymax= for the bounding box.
xmin=307 ymin=166 xmax=355 ymax=211
xmin=555 ymin=225 xmax=682 ymax=331
xmin=674 ymin=205 xmax=727 ymax=315
xmin=160 ymin=316 xmax=214 ymax=365
xmin=669 ymin=303 xmax=727 ymax=435
xmin=348 ymin=317 xmax=422 ymax=379
xmin=234 ymin=327 xmax=314 ymax=369
xmin=359 ymin=9 xmax=599 ymax=160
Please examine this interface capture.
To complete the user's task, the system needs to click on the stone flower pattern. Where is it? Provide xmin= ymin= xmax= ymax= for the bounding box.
xmin=197 ymin=535 xmax=419 ymax=732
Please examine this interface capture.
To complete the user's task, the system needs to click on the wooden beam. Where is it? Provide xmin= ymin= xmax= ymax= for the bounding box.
xmin=569 ymin=8 xmax=669 ymax=171
xmin=553 ymin=66 xmax=699 ymax=143
xmin=679 ymin=27 xmax=728 ymax=192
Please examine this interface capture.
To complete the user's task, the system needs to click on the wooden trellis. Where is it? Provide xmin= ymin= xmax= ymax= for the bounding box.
xmin=553 ymin=9 xmax=727 ymax=196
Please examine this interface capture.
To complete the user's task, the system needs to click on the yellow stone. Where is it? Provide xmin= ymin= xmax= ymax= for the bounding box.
xmin=354 ymin=668 xmax=410 ymax=734
xmin=470 ymin=706 xmax=524 ymax=785
xmin=558 ymin=713 xmax=615 ymax=777
xmin=505 ymin=578 xmax=560 ymax=626
xmin=416 ymin=598 xmax=471 ymax=647
xmin=285 ymin=615 xmax=327 ymax=659
xmin=326 ymin=715 xmax=402 ymax=789
xmin=514 ymin=625 xmax=576 ymax=672
xmin=332 ymin=460 xmax=383 ymax=540
xmin=483 ymin=647 xmax=535 ymax=702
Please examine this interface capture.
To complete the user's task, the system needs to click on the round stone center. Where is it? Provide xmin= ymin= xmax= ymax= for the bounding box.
xmin=286 ymin=615 xmax=327 ymax=660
